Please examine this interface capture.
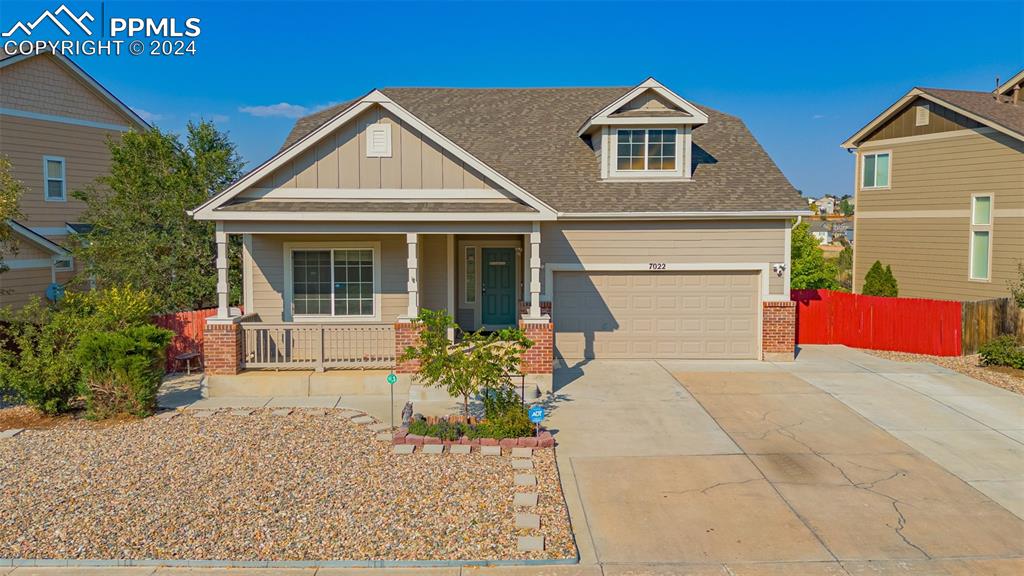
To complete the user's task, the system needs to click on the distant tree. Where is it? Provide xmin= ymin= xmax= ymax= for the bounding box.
xmin=0 ymin=156 xmax=24 ymax=278
xmin=862 ymin=261 xmax=899 ymax=297
xmin=72 ymin=121 xmax=245 ymax=312
xmin=839 ymin=198 xmax=854 ymax=216
xmin=790 ymin=221 xmax=840 ymax=290
xmin=836 ymin=245 xmax=853 ymax=291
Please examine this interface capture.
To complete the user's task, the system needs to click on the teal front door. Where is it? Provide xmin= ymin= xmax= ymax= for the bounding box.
xmin=482 ymin=247 xmax=516 ymax=326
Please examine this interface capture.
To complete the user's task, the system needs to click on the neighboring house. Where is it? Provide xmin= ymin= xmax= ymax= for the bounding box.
xmin=808 ymin=220 xmax=832 ymax=245
xmin=812 ymin=196 xmax=836 ymax=215
xmin=191 ymin=78 xmax=805 ymax=393
xmin=0 ymin=50 xmax=147 ymax=308
xmin=842 ymin=70 xmax=1024 ymax=301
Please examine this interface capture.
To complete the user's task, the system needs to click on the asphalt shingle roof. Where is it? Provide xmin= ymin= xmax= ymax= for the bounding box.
xmin=919 ymin=87 xmax=1024 ymax=138
xmin=277 ymin=87 xmax=805 ymax=214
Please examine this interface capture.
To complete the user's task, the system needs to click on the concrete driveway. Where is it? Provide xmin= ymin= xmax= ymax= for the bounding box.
xmin=550 ymin=346 xmax=1024 ymax=575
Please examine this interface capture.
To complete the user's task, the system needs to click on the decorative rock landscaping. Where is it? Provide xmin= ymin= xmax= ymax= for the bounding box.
xmin=0 ymin=406 xmax=576 ymax=562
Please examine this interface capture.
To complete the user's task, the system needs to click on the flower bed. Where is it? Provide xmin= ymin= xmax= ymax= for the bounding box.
xmin=393 ymin=416 xmax=555 ymax=449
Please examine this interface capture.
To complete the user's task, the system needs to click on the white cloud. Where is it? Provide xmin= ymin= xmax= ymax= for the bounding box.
xmin=812 ymin=114 xmax=826 ymax=120
xmin=134 ymin=108 xmax=163 ymax=123
xmin=238 ymin=102 xmax=310 ymax=118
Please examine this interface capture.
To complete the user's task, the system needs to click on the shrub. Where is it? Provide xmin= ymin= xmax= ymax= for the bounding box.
xmin=979 ymin=336 xmax=1024 ymax=370
xmin=1009 ymin=261 xmax=1024 ymax=309
xmin=0 ymin=286 xmax=160 ymax=414
xmin=862 ymin=261 xmax=899 ymax=297
xmin=76 ymin=324 xmax=173 ymax=419
xmin=474 ymin=405 xmax=533 ymax=439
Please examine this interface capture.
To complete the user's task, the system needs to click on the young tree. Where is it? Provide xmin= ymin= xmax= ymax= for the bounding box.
xmin=862 ymin=261 xmax=899 ymax=297
xmin=836 ymin=244 xmax=853 ymax=291
xmin=839 ymin=198 xmax=854 ymax=216
xmin=401 ymin=309 xmax=534 ymax=416
xmin=790 ymin=221 xmax=840 ymax=290
xmin=72 ymin=121 xmax=245 ymax=312
xmin=0 ymin=156 xmax=25 ymax=277
xmin=1008 ymin=261 xmax=1024 ymax=309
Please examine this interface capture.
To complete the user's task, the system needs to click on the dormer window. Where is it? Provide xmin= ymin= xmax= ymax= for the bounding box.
xmin=617 ymin=129 xmax=676 ymax=171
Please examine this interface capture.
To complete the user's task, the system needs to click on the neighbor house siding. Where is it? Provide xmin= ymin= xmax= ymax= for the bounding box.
xmin=539 ymin=220 xmax=788 ymax=295
xmin=0 ymin=54 xmax=132 ymax=126
xmin=854 ymin=128 xmax=1024 ymax=300
xmin=863 ymin=97 xmax=983 ymax=142
xmin=0 ymin=267 xmax=75 ymax=309
xmin=247 ymin=105 xmax=502 ymax=192
xmin=247 ymin=234 xmax=408 ymax=322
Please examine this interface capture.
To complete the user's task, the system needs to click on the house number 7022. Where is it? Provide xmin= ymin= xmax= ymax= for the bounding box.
xmin=648 ymin=263 xmax=666 ymax=270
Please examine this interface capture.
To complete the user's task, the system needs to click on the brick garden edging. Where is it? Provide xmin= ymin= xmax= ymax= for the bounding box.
xmin=392 ymin=428 xmax=555 ymax=449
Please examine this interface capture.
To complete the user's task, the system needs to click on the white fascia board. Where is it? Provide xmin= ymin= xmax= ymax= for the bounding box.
xmin=842 ymin=88 xmax=1024 ymax=148
xmin=556 ymin=210 xmax=806 ymax=220
xmin=6 ymin=220 xmax=70 ymax=255
xmin=190 ymin=98 xmax=373 ymax=218
xmin=577 ymin=77 xmax=709 ymax=136
xmin=0 ymin=50 xmax=149 ymax=130
xmin=195 ymin=210 xmax=553 ymax=222
xmin=192 ymin=90 xmax=558 ymax=220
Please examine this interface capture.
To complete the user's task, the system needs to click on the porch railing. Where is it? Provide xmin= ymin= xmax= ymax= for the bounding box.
xmin=240 ymin=322 xmax=396 ymax=370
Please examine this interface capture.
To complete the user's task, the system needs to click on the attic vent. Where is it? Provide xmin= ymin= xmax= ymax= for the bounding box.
xmin=366 ymin=123 xmax=392 ymax=157
xmin=915 ymin=103 xmax=930 ymax=126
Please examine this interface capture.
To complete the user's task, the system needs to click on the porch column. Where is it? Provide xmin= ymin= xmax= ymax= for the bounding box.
xmin=215 ymin=222 xmax=230 ymax=318
xmin=405 ymin=232 xmax=419 ymax=319
xmin=527 ymin=222 xmax=543 ymax=319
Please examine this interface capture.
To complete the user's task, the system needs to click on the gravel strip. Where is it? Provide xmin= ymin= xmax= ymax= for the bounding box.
xmin=0 ymin=409 xmax=576 ymax=562
xmin=863 ymin=349 xmax=1024 ymax=395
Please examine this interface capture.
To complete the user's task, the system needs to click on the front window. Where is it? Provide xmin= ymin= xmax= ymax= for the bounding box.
xmin=861 ymin=152 xmax=890 ymax=189
xmin=969 ymin=195 xmax=992 ymax=281
xmin=43 ymin=156 xmax=66 ymax=201
xmin=292 ymin=248 xmax=375 ymax=316
xmin=616 ymin=129 xmax=676 ymax=171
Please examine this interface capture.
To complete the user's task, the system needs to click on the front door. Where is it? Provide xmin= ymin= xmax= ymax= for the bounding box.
xmin=481 ymin=247 xmax=516 ymax=327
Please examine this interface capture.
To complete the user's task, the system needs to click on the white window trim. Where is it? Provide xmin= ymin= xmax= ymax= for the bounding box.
xmin=51 ymin=255 xmax=73 ymax=272
xmin=860 ymin=151 xmax=891 ymax=190
xmin=462 ymin=245 xmax=478 ymax=306
xmin=968 ymin=194 xmax=993 ymax=282
xmin=43 ymin=156 xmax=67 ymax=202
xmin=282 ymin=241 xmax=382 ymax=322
xmin=608 ymin=127 xmax=686 ymax=180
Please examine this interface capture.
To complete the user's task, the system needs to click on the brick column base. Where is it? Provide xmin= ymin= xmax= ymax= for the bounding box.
xmin=394 ymin=321 xmax=421 ymax=374
xmin=204 ymin=322 xmax=242 ymax=375
xmin=519 ymin=321 xmax=554 ymax=375
xmin=762 ymin=300 xmax=796 ymax=361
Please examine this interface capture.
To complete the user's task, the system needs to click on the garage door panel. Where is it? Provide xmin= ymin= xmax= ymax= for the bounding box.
xmin=554 ymin=271 xmax=759 ymax=360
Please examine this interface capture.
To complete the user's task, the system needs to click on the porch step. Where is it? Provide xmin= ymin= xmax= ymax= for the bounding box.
xmin=408 ymin=384 xmax=541 ymax=402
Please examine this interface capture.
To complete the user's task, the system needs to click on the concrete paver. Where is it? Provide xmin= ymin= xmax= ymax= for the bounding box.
xmin=462 ymin=568 xmax=601 ymax=576
xmin=930 ymin=394 xmax=1024 ymax=430
xmin=887 ymin=428 xmax=1024 ymax=481
xmin=10 ymin=569 xmax=157 ymax=576
xmin=831 ymin=391 xmax=987 ymax=431
xmin=317 ymin=570 xmax=457 ymax=576
xmin=878 ymin=372 xmax=1013 ymax=397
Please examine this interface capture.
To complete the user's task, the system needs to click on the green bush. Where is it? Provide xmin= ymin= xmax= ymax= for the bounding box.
xmin=76 ymin=324 xmax=173 ymax=419
xmin=979 ymin=336 xmax=1024 ymax=370
xmin=474 ymin=405 xmax=533 ymax=439
xmin=862 ymin=261 xmax=899 ymax=297
xmin=0 ymin=286 xmax=160 ymax=414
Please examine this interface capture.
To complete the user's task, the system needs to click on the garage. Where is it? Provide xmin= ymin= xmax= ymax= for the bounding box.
xmin=552 ymin=271 xmax=760 ymax=360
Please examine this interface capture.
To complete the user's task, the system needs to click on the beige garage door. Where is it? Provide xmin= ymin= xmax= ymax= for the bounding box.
xmin=553 ymin=271 xmax=759 ymax=360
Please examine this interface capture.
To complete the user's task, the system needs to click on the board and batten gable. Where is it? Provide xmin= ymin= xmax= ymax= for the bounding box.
xmin=245 ymin=104 xmax=507 ymax=193
xmin=863 ymin=96 xmax=983 ymax=142
xmin=854 ymin=122 xmax=1024 ymax=300
xmin=539 ymin=220 xmax=789 ymax=297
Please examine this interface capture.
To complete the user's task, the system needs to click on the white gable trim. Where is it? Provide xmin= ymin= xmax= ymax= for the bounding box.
xmin=190 ymin=90 xmax=557 ymax=220
xmin=841 ymin=88 xmax=1024 ymax=148
xmin=6 ymin=220 xmax=70 ymax=255
xmin=0 ymin=50 xmax=149 ymax=130
xmin=995 ymin=69 xmax=1024 ymax=97
xmin=577 ymin=77 xmax=709 ymax=136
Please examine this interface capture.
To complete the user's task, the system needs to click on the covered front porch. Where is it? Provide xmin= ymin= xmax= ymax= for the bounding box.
xmin=203 ymin=221 xmax=553 ymax=394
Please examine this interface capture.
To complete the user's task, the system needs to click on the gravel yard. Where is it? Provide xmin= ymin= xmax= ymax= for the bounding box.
xmin=0 ymin=408 xmax=576 ymax=562
xmin=864 ymin=349 xmax=1024 ymax=395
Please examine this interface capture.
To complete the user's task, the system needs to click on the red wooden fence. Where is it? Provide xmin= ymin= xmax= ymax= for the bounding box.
xmin=152 ymin=308 xmax=218 ymax=372
xmin=791 ymin=290 xmax=962 ymax=356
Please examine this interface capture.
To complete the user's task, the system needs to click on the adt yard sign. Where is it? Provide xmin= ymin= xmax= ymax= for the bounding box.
xmin=528 ymin=405 xmax=545 ymax=424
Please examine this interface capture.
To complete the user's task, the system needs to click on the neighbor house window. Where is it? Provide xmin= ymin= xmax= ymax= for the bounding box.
xmin=52 ymin=256 xmax=73 ymax=272
xmin=43 ymin=156 xmax=66 ymax=201
xmin=464 ymin=246 xmax=477 ymax=304
xmin=616 ymin=129 xmax=676 ymax=171
xmin=292 ymin=248 xmax=375 ymax=316
xmin=969 ymin=195 xmax=992 ymax=281
xmin=861 ymin=152 xmax=890 ymax=189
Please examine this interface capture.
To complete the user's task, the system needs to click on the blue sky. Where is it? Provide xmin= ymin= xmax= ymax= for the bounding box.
xmin=3 ymin=0 xmax=1022 ymax=198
